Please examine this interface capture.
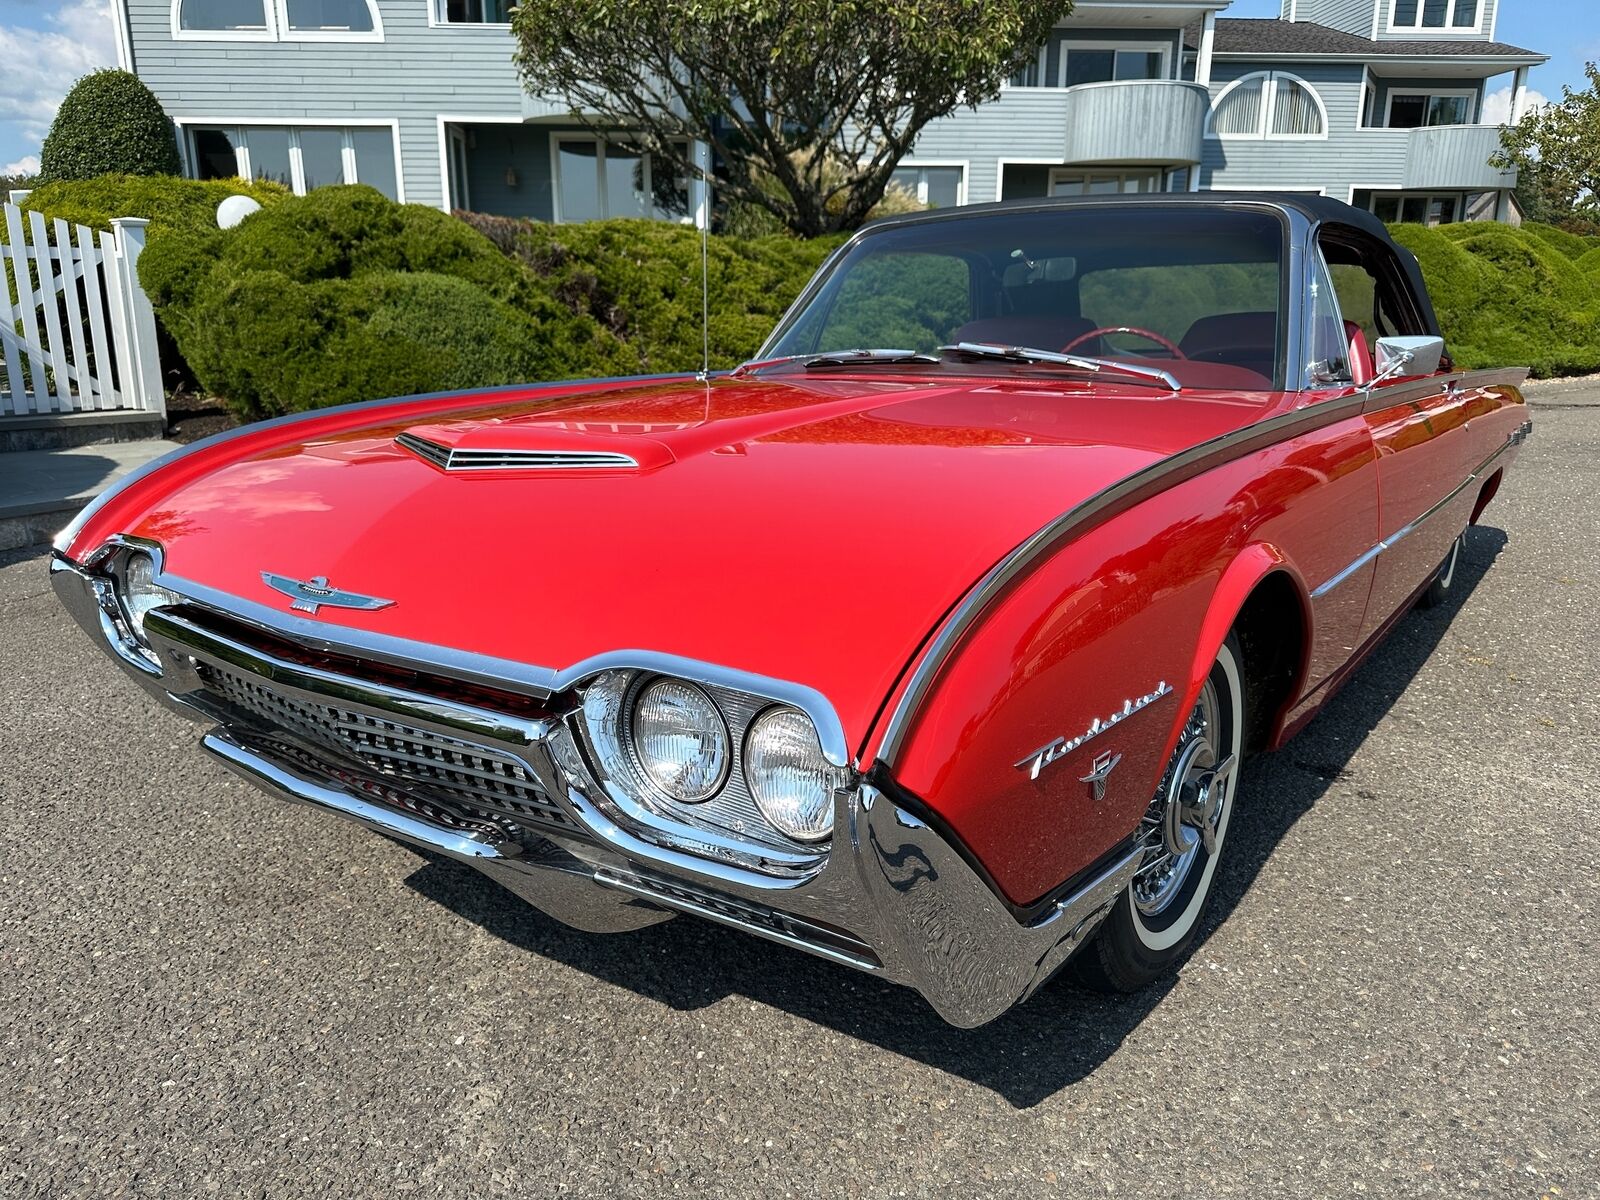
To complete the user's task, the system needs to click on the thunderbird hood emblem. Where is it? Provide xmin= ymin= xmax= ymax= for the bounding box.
xmin=261 ymin=572 xmax=395 ymax=616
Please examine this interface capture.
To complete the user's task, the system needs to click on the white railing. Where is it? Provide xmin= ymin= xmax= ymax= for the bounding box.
xmin=0 ymin=193 xmax=164 ymax=417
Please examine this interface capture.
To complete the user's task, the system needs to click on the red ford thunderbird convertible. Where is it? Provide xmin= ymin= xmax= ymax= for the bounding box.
xmin=54 ymin=195 xmax=1530 ymax=1026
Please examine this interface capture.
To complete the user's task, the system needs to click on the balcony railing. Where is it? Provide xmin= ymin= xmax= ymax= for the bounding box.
xmin=1403 ymin=124 xmax=1517 ymax=191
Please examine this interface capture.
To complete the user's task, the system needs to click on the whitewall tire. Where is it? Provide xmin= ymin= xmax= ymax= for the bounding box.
xmin=1074 ymin=635 xmax=1245 ymax=992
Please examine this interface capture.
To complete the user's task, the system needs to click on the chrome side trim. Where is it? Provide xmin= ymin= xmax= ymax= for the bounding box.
xmin=874 ymin=392 xmax=1367 ymax=767
xmin=396 ymin=432 xmax=639 ymax=472
xmin=1309 ymin=423 xmax=1524 ymax=599
xmin=53 ymin=372 xmax=704 ymax=553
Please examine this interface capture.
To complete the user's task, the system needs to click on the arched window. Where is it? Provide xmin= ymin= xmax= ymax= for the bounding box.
xmin=173 ymin=0 xmax=381 ymax=39
xmin=1209 ymin=71 xmax=1328 ymax=140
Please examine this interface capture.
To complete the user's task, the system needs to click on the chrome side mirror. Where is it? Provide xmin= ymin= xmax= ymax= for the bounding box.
xmin=1371 ymin=335 xmax=1445 ymax=386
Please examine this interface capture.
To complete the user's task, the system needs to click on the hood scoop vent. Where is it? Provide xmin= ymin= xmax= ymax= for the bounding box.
xmin=397 ymin=432 xmax=640 ymax=472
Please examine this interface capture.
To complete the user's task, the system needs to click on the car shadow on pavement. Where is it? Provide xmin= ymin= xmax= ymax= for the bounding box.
xmin=405 ymin=525 xmax=1508 ymax=1109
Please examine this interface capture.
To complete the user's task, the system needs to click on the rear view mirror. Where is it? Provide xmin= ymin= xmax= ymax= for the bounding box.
xmin=1372 ymin=335 xmax=1445 ymax=385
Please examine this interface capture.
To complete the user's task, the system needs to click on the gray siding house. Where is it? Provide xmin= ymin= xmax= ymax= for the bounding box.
xmin=110 ymin=0 xmax=1545 ymax=227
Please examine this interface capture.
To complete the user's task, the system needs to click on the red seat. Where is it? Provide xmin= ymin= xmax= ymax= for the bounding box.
xmin=1344 ymin=320 xmax=1373 ymax=385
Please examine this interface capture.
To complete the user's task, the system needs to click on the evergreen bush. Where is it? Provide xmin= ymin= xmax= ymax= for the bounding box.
xmin=1391 ymin=222 xmax=1600 ymax=377
xmin=38 ymin=71 xmax=182 ymax=183
xmin=21 ymin=174 xmax=289 ymax=239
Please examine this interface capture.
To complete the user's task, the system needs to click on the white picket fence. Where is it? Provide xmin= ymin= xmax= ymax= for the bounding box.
xmin=0 ymin=194 xmax=164 ymax=417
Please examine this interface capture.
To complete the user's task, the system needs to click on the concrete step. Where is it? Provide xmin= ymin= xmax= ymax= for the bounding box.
xmin=0 ymin=410 xmax=167 ymax=453
xmin=0 ymin=440 xmax=181 ymax=552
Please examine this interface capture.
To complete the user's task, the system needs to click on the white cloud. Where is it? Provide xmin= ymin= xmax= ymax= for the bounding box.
xmin=0 ymin=0 xmax=119 ymax=161
xmin=1482 ymin=83 xmax=1549 ymax=125
xmin=4 ymin=154 xmax=41 ymax=176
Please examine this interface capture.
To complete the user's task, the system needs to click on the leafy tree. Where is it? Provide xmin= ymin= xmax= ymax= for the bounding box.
xmin=39 ymin=70 xmax=182 ymax=183
xmin=512 ymin=0 xmax=1075 ymax=237
xmin=1495 ymin=62 xmax=1600 ymax=222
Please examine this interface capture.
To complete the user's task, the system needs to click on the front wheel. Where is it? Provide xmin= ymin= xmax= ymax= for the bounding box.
xmin=1074 ymin=634 xmax=1245 ymax=992
xmin=1418 ymin=530 xmax=1467 ymax=609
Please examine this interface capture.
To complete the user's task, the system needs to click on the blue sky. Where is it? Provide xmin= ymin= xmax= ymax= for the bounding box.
xmin=1 ymin=0 xmax=1596 ymax=177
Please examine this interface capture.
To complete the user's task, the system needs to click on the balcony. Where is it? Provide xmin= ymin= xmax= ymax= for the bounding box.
xmin=1403 ymin=125 xmax=1517 ymax=191
xmin=1060 ymin=79 xmax=1211 ymax=167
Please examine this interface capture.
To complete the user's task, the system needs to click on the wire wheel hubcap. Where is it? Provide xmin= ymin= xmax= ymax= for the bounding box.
xmin=1133 ymin=677 xmax=1238 ymax=918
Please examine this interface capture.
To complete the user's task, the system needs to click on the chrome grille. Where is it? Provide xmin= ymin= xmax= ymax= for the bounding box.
xmin=200 ymin=664 xmax=577 ymax=834
xmin=397 ymin=432 xmax=638 ymax=472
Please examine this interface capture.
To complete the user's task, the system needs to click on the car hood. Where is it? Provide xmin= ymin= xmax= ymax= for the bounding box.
xmin=108 ymin=372 xmax=1283 ymax=757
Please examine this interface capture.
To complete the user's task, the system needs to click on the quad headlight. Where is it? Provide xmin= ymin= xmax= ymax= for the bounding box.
xmin=629 ymin=678 xmax=730 ymax=803
xmin=744 ymin=707 xmax=836 ymax=842
xmin=117 ymin=550 xmax=182 ymax=647
xmin=575 ymin=670 xmax=842 ymax=854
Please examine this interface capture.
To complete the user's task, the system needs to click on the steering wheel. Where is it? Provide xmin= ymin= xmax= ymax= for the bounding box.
xmin=1064 ymin=326 xmax=1187 ymax=359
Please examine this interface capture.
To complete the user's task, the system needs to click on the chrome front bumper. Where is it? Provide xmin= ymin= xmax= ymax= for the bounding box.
xmin=53 ymin=555 xmax=1140 ymax=1027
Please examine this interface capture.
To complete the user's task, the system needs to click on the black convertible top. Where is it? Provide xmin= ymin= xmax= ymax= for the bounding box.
xmin=861 ymin=191 xmax=1442 ymax=337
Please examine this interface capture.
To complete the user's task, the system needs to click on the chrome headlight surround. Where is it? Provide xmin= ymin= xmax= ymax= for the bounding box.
xmin=571 ymin=667 xmax=849 ymax=872
xmin=74 ymin=535 xmax=182 ymax=673
xmin=115 ymin=548 xmax=184 ymax=650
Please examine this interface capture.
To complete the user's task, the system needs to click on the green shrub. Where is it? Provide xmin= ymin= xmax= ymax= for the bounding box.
xmin=141 ymin=185 xmax=630 ymax=419
xmin=1578 ymin=247 xmax=1600 ymax=281
xmin=458 ymin=212 xmax=842 ymax=371
xmin=21 ymin=174 xmax=289 ymax=240
xmin=1520 ymin=221 xmax=1600 ymax=261
xmin=38 ymin=70 xmax=181 ymax=183
xmin=1391 ymin=221 xmax=1600 ymax=378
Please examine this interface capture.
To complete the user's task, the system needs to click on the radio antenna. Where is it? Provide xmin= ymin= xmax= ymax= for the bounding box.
xmin=695 ymin=143 xmax=711 ymax=384
xmin=696 ymin=187 xmax=711 ymax=384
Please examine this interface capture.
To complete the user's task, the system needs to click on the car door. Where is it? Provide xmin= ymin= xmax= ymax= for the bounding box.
xmin=1360 ymin=370 xmax=1475 ymax=631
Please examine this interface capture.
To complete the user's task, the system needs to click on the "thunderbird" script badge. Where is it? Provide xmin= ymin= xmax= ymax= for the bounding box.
xmin=1016 ymin=681 xmax=1174 ymax=782
xmin=261 ymin=572 xmax=395 ymax=616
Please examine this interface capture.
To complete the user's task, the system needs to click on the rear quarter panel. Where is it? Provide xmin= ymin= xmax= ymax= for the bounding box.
xmin=877 ymin=408 xmax=1382 ymax=908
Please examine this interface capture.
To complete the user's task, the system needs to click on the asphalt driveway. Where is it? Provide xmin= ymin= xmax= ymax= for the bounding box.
xmin=1 ymin=387 xmax=1595 ymax=1197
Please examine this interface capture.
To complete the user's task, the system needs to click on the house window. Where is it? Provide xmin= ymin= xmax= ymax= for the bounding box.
xmin=553 ymin=137 xmax=687 ymax=223
xmin=1368 ymin=192 xmax=1461 ymax=226
xmin=1060 ymin=43 xmax=1169 ymax=87
xmin=1390 ymin=0 xmax=1480 ymax=30
xmin=172 ymin=0 xmax=380 ymax=38
xmin=1386 ymin=91 xmax=1474 ymax=128
xmin=1209 ymin=71 xmax=1327 ymax=139
xmin=188 ymin=125 xmax=400 ymax=200
xmin=177 ymin=0 xmax=267 ymax=31
xmin=282 ymin=0 xmax=373 ymax=32
xmin=1049 ymin=169 xmax=1163 ymax=195
xmin=1007 ymin=47 xmax=1048 ymax=88
xmin=439 ymin=0 xmax=512 ymax=22
xmin=890 ymin=165 xmax=964 ymax=209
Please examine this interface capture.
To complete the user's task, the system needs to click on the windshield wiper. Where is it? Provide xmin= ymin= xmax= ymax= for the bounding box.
xmin=803 ymin=348 xmax=941 ymax=370
xmin=938 ymin=342 xmax=1181 ymax=392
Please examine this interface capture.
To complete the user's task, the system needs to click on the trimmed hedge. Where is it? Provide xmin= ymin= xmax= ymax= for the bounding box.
xmin=141 ymin=186 xmax=631 ymax=420
xmin=458 ymin=212 xmax=843 ymax=373
xmin=38 ymin=70 xmax=181 ymax=183
xmin=21 ymin=174 xmax=290 ymax=240
xmin=1391 ymin=221 xmax=1600 ymax=378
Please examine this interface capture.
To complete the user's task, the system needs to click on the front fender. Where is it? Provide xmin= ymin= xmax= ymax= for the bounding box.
xmin=1155 ymin=544 xmax=1312 ymax=769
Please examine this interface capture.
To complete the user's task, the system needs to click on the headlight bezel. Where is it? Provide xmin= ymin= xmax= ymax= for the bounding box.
xmin=115 ymin=548 xmax=183 ymax=649
xmin=571 ymin=667 xmax=849 ymax=869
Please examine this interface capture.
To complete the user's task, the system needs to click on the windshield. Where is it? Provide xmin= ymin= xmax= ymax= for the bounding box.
xmin=763 ymin=205 xmax=1289 ymax=391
